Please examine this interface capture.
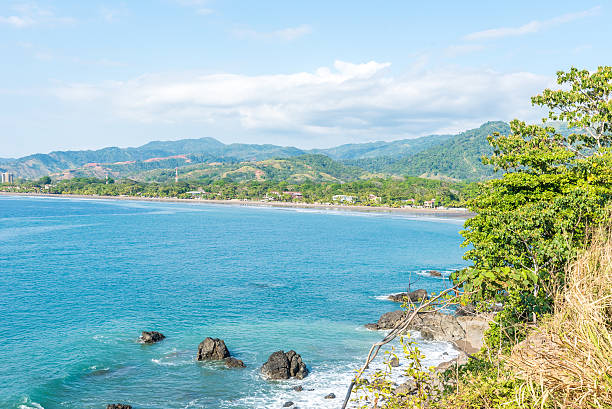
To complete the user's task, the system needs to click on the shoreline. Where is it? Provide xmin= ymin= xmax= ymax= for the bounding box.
xmin=0 ymin=192 xmax=475 ymax=219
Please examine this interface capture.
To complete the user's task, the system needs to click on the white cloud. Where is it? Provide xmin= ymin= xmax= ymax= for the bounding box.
xmin=0 ymin=15 xmax=34 ymax=27
xmin=464 ymin=6 xmax=600 ymax=40
xmin=51 ymin=60 xmax=552 ymax=144
xmin=0 ymin=2 xmax=75 ymax=28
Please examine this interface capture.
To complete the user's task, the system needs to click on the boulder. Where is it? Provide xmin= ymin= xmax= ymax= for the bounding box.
xmin=293 ymin=385 xmax=303 ymax=392
xmin=324 ymin=393 xmax=336 ymax=399
xmin=224 ymin=357 xmax=246 ymax=368
xmin=428 ymin=270 xmax=442 ymax=277
xmin=140 ymin=331 xmax=165 ymax=344
xmin=197 ymin=337 xmax=230 ymax=361
xmin=390 ymin=357 xmax=400 ymax=367
xmin=261 ymin=350 xmax=308 ymax=380
xmin=388 ymin=289 xmax=429 ymax=303
xmin=283 ymin=401 xmax=294 ymax=407
xmin=455 ymin=303 xmax=477 ymax=316
xmin=394 ymin=379 xmax=416 ymax=396
xmin=107 ymin=405 xmax=132 ymax=409
xmin=366 ymin=310 xmax=465 ymax=342
xmin=373 ymin=310 xmax=406 ymax=329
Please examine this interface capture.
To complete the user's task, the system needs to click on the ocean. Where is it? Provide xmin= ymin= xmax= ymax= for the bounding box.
xmin=0 ymin=196 xmax=468 ymax=409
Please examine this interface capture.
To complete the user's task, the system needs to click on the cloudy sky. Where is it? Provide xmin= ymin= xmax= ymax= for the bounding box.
xmin=0 ymin=0 xmax=609 ymax=157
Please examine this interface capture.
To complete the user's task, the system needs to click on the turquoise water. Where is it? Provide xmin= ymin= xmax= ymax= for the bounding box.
xmin=0 ymin=196 xmax=468 ymax=409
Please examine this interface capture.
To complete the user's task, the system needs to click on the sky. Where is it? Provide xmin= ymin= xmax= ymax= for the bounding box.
xmin=0 ymin=0 xmax=609 ymax=158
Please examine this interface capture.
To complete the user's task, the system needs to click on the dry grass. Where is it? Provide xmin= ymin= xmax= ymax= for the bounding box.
xmin=510 ymin=224 xmax=612 ymax=408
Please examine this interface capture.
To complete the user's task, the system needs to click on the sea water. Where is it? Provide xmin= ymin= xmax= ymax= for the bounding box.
xmin=0 ymin=196 xmax=468 ymax=409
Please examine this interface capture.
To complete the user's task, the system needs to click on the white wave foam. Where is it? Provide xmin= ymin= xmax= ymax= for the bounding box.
xmin=220 ymin=337 xmax=459 ymax=409
xmin=18 ymin=396 xmax=45 ymax=409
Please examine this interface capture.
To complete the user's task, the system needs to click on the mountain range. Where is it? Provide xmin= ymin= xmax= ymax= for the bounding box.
xmin=1 ymin=121 xmax=511 ymax=182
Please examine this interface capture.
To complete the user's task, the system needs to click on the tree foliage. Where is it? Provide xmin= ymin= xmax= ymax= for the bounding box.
xmin=456 ymin=67 xmax=612 ymax=316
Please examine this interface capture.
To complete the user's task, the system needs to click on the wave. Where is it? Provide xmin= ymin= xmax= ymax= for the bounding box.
xmin=17 ymin=396 xmax=45 ymax=409
xmin=220 ymin=336 xmax=459 ymax=409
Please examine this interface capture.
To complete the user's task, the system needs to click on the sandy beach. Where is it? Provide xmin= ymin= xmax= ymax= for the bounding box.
xmin=0 ymin=192 xmax=474 ymax=218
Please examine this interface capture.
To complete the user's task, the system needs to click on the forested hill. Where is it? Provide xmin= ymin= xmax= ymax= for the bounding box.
xmin=345 ymin=121 xmax=510 ymax=181
xmin=1 ymin=121 xmax=510 ymax=181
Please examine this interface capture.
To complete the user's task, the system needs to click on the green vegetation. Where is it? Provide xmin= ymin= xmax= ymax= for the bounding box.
xmin=450 ymin=66 xmax=612 ymax=408
xmin=3 ymin=174 xmax=474 ymax=208
xmin=1 ymin=123 xmax=508 ymax=182
xmin=347 ymin=121 xmax=508 ymax=181
xmin=352 ymin=66 xmax=612 ymax=409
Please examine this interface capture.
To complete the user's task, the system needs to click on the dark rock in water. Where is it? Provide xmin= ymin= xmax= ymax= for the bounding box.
xmin=225 ymin=357 xmax=245 ymax=368
xmin=107 ymin=405 xmax=132 ymax=409
xmin=390 ymin=357 xmax=400 ymax=367
xmin=365 ymin=310 xmax=465 ymax=342
xmin=261 ymin=350 xmax=308 ymax=380
xmin=324 ymin=393 xmax=336 ymax=399
xmin=283 ymin=401 xmax=294 ymax=407
xmin=372 ymin=310 xmax=406 ymax=330
xmin=420 ymin=328 xmax=435 ymax=341
xmin=428 ymin=270 xmax=442 ymax=277
xmin=388 ymin=289 xmax=429 ymax=303
xmin=140 ymin=331 xmax=165 ymax=344
xmin=293 ymin=385 xmax=303 ymax=392
xmin=197 ymin=337 xmax=230 ymax=360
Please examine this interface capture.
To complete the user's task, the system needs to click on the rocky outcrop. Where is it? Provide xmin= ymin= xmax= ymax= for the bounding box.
xmin=283 ymin=401 xmax=294 ymax=407
xmin=107 ymin=405 xmax=132 ymax=409
xmin=324 ymin=393 xmax=336 ymax=399
xmin=197 ymin=337 xmax=230 ymax=361
xmin=428 ymin=270 xmax=442 ymax=277
xmin=455 ymin=315 xmax=491 ymax=354
xmin=365 ymin=310 xmax=465 ymax=342
xmin=140 ymin=331 xmax=165 ymax=344
xmin=261 ymin=350 xmax=308 ymax=380
xmin=224 ymin=357 xmax=245 ymax=368
xmin=388 ymin=289 xmax=428 ymax=303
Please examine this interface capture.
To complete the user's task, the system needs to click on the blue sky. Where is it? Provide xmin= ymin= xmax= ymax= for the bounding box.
xmin=0 ymin=0 xmax=609 ymax=157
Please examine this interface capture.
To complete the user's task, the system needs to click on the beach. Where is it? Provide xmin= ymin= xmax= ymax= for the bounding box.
xmin=0 ymin=192 xmax=474 ymax=219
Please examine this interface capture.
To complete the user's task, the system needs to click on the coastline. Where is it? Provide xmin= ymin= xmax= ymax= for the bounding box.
xmin=0 ymin=192 xmax=475 ymax=219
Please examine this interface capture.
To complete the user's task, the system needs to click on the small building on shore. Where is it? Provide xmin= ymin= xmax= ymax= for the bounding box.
xmin=283 ymin=191 xmax=303 ymax=199
xmin=332 ymin=194 xmax=355 ymax=203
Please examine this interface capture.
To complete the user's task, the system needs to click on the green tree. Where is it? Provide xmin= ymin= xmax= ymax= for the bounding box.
xmin=456 ymin=66 xmax=612 ymax=325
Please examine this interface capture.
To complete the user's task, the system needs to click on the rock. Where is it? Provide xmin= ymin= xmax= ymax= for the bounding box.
xmin=366 ymin=310 xmax=465 ymax=342
xmin=394 ymin=379 xmax=416 ymax=396
xmin=140 ymin=331 xmax=165 ymax=344
xmin=388 ymin=289 xmax=429 ymax=303
xmin=428 ymin=270 xmax=442 ymax=277
xmin=324 ymin=393 xmax=336 ymax=399
xmin=390 ymin=357 xmax=400 ymax=367
xmin=197 ymin=337 xmax=230 ymax=361
xmin=224 ymin=357 xmax=245 ymax=368
xmin=261 ymin=350 xmax=308 ymax=380
xmin=420 ymin=328 xmax=435 ymax=341
xmin=373 ymin=310 xmax=406 ymax=330
xmin=283 ymin=401 xmax=294 ymax=407
xmin=293 ymin=385 xmax=303 ymax=392
xmin=455 ymin=303 xmax=477 ymax=316
xmin=435 ymin=351 xmax=469 ymax=372
xmin=456 ymin=315 xmax=492 ymax=353
xmin=107 ymin=405 xmax=132 ymax=409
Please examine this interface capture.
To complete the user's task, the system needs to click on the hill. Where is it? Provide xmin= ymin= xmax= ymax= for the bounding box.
xmin=0 ymin=122 xmax=512 ymax=182
xmin=346 ymin=121 xmax=510 ymax=181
